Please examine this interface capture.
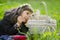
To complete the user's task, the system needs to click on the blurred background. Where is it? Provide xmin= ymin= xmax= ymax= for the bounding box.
xmin=0 ymin=0 xmax=60 ymax=40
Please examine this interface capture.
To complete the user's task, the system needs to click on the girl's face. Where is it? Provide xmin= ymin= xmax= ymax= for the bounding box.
xmin=20 ymin=10 xmax=32 ymax=23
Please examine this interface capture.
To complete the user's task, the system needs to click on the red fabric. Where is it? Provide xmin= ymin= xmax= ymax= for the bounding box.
xmin=13 ymin=35 xmax=26 ymax=40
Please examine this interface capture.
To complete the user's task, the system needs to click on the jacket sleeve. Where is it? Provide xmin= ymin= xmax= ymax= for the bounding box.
xmin=0 ymin=21 xmax=18 ymax=35
xmin=19 ymin=23 xmax=29 ymax=33
xmin=4 ymin=24 xmax=18 ymax=35
xmin=3 ymin=23 xmax=29 ymax=35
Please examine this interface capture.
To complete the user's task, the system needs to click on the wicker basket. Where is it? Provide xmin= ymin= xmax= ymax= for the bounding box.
xmin=27 ymin=19 xmax=56 ymax=34
xmin=26 ymin=2 xmax=56 ymax=34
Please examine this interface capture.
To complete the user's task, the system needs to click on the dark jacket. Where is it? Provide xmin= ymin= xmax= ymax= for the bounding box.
xmin=0 ymin=19 xmax=29 ymax=35
xmin=0 ymin=8 xmax=29 ymax=35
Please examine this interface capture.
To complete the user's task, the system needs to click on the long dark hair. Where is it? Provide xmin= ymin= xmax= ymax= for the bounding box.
xmin=3 ymin=4 xmax=33 ymax=24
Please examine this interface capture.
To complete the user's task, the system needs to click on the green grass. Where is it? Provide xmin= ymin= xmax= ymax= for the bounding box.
xmin=0 ymin=0 xmax=60 ymax=40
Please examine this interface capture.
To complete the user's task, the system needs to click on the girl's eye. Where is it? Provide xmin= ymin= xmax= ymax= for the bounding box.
xmin=27 ymin=13 xmax=29 ymax=14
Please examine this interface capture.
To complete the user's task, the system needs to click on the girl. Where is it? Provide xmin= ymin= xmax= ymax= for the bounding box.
xmin=0 ymin=4 xmax=33 ymax=35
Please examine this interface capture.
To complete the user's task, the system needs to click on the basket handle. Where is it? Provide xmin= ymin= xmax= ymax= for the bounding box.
xmin=41 ymin=1 xmax=50 ymax=22
xmin=41 ymin=1 xmax=48 ymax=17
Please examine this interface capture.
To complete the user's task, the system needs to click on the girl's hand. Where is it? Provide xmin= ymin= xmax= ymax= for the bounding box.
xmin=16 ymin=16 xmax=26 ymax=27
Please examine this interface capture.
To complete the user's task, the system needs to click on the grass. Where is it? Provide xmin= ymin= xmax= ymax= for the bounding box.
xmin=0 ymin=0 xmax=60 ymax=40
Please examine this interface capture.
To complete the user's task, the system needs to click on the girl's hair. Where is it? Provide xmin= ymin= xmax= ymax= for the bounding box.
xmin=3 ymin=4 xmax=33 ymax=24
